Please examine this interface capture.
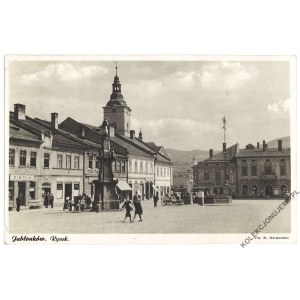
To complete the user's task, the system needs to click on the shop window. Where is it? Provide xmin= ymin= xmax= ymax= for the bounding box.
xmin=20 ymin=150 xmax=26 ymax=166
xmin=74 ymin=156 xmax=79 ymax=169
xmin=88 ymin=155 xmax=93 ymax=169
xmin=9 ymin=181 xmax=14 ymax=202
xmin=121 ymin=161 xmax=125 ymax=173
xmin=30 ymin=151 xmax=37 ymax=167
xmin=9 ymin=149 xmax=15 ymax=166
xmin=57 ymin=154 xmax=63 ymax=168
xmin=44 ymin=153 xmax=50 ymax=168
xmin=66 ymin=155 xmax=71 ymax=169
xmin=29 ymin=181 xmax=35 ymax=200
xmin=57 ymin=183 xmax=63 ymax=199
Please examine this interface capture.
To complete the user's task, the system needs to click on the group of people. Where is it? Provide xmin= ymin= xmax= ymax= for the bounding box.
xmin=64 ymin=193 xmax=92 ymax=212
xmin=122 ymin=191 xmax=143 ymax=222
xmin=43 ymin=192 xmax=54 ymax=208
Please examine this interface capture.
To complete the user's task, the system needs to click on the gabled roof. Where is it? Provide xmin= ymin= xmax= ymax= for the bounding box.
xmin=204 ymin=143 xmax=238 ymax=162
xmin=9 ymin=123 xmax=42 ymax=143
xmin=10 ymin=112 xmax=85 ymax=149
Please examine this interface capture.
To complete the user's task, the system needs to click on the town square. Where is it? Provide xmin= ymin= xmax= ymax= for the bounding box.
xmin=6 ymin=58 xmax=293 ymax=238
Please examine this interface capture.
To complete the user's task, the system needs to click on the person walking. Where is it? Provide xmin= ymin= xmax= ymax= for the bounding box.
xmin=122 ymin=196 xmax=133 ymax=222
xmin=133 ymin=192 xmax=143 ymax=222
xmin=49 ymin=193 xmax=54 ymax=208
xmin=153 ymin=191 xmax=159 ymax=207
xmin=16 ymin=194 xmax=21 ymax=212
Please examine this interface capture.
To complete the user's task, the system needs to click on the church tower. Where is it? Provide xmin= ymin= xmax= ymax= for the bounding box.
xmin=103 ymin=65 xmax=131 ymax=137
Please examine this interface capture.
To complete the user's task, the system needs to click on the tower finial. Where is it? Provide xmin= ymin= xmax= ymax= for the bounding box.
xmin=116 ymin=61 xmax=118 ymax=76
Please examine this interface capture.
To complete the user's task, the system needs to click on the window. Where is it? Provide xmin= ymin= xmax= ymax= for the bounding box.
xmin=150 ymin=163 xmax=153 ymax=174
xmin=74 ymin=183 xmax=80 ymax=190
xmin=251 ymin=160 xmax=257 ymax=176
xmin=160 ymin=167 xmax=163 ymax=176
xmin=57 ymin=154 xmax=63 ymax=168
xmin=112 ymin=161 xmax=116 ymax=172
xmin=128 ymin=161 xmax=132 ymax=173
xmin=57 ymin=183 xmax=63 ymax=199
xmin=215 ymin=170 xmax=221 ymax=180
xmin=156 ymin=167 xmax=159 ymax=176
xmin=121 ymin=161 xmax=125 ymax=173
xmin=204 ymin=170 xmax=209 ymax=181
xmin=242 ymin=160 xmax=248 ymax=177
xmin=29 ymin=181 xmax=35 ymax=199
xmin=95 ymin=159 xmax=100 ymax=170
xmin=74 ymin=156 xmax=79 ymax=169
xmin=280 ymin=159 xmax=286 ymax=176
xmin=145 ymin=163 xmax=148 ymax=174
xmin=30 ymin=151 xmax=37 ymax=167
xmin=116 ymin=161 xmax=120 ymax=172
xmin=66 ymin=155 xmax=71 ymax=169
xmin=44 ymin=153 xmax=50 ymax=168
xmin=9 ymin=149 xmax=15 ymax=166
xmin=20 ymin=150 xmax=26 ymax=166
xmin=264 ymin=160 xmax=272 ymax=175
xmin=134 ymin=161 xmax=138 ymax=173
xmin=88 ymin=155 xmax=93 ymax=169
xmin=140 ymin=162 xmax=143 ymax=174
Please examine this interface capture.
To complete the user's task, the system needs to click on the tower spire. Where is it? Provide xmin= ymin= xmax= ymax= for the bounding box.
xmin=139 ymin=125 xmax=143 ymax=140
xmin=115 ymin=61 xmax=118 ymax=76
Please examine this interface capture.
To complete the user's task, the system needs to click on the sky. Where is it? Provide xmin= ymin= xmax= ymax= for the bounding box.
xmin=7 ymin=58 xmax=291 ymax=151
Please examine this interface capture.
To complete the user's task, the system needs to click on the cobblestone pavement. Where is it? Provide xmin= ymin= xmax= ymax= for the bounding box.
xmin=8 ymin=199 xmax=291 ymax=234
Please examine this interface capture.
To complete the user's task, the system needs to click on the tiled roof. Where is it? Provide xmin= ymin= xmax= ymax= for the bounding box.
xmin=9 ymin=123 xmax=42 ymax=142
xmin=236 ymin=148 xmax=290 ymax=158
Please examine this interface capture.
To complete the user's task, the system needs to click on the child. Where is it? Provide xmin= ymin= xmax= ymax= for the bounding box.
xmin=122 ymin=196 xmax=133 ymax=222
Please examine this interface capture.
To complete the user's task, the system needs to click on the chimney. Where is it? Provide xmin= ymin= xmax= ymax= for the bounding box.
xmin=51 ymin=113 xmax=58 ymax=129
xmin=278 ymin=140 xmax=282 ymax=151
xmin=14 ymin=104 xmax=26 ymax=120
xmin=263 ymin=140 xmax=266 ymax=152
xmin=109 ymin=125 xmax=115 ymax=138
xmin=257 ymin=142 xmax=260 ymax=149
xmin=80 ymin=126 xmax=85 ymax=138
xmin=209 ymin=149 xmax=213 ymax=158
xmin=130 ymin=130 xmax=135 ymax=140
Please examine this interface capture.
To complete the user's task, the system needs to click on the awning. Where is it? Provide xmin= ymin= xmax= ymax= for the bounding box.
xmin=152 ymin=185 xmax=159 ymax=192
xmin=117 ymin=181 xmax=132 ymax=191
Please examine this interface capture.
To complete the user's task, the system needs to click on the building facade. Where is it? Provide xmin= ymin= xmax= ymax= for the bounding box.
xmin=193 ymin=140 xmax=290 ymax=198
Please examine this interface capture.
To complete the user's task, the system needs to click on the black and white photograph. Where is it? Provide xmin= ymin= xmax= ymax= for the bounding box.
xmin=5 ymin=56 xmax=296 ymax=244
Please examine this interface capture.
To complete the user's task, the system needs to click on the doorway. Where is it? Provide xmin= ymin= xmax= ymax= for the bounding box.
xmin=265 ymin=184 xmax=273 ymax=197
xmin=65 ymin=183 xmax=72 ymax=200
xmin=18 ymin=182 xmax=26 ymax=206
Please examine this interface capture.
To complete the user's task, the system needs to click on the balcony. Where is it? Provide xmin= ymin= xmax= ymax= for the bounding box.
xmin=261 ymin=173 xmax=276 ymax=181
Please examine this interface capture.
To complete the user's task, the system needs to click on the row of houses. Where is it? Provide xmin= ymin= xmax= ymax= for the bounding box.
xmin=192 ymin=140 xmax=291 ymax=197
xmin=8 ymin=69 xmax=172 ymax=209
